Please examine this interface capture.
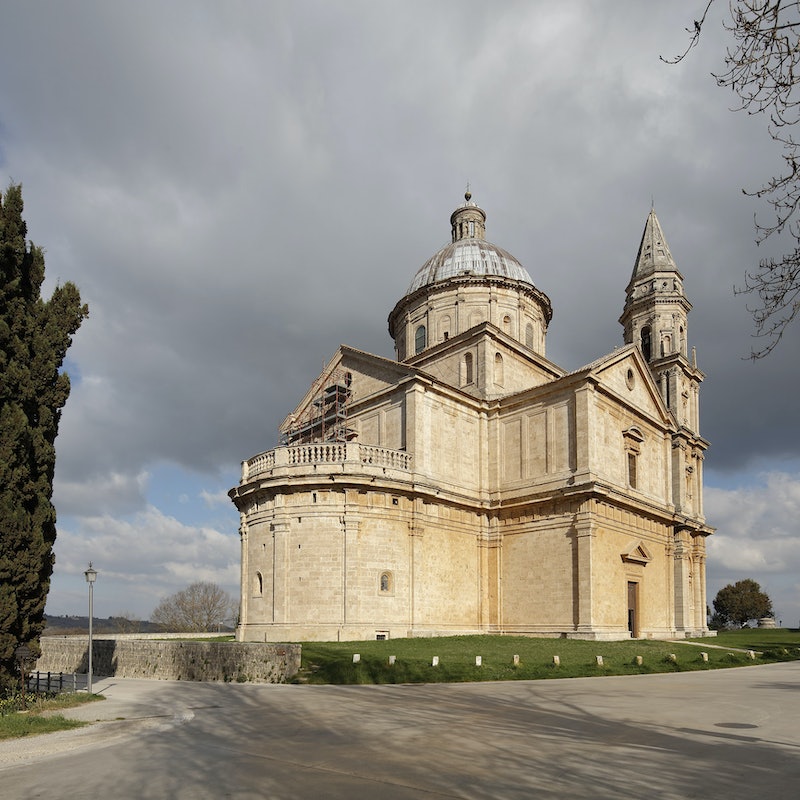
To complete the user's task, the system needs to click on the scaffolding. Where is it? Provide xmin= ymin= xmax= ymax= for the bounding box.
xmin=283 ymin=369 xmax=356 ymax=445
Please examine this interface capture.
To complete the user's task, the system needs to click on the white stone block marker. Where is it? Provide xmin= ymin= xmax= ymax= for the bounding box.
xmin=552 ymin=655 xmax=560 ymax=666
xmin=701 ymin=652 xmax=708 ymax=662
xmin=635 ymin=656 xmax=643 ymax=666
xmin=596 ymin=655 xmax=603 ymax=666
xmin=431 ymin=656 xmax=439 ymax=667
xmin=352 ymin=654 xmax=360 ymax=663
xmin=388 ymin=655 xmax=396 ymax=665
xmin=475 ymin=656 xmax=482 ymax=666
xmin=513 ymin=654 xmax=520 ymax=666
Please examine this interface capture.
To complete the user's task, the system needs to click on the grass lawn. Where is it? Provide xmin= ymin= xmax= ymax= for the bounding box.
xmin=296 ymin=629 xmax=800 ymax=684
xmin=0 ymin=692 xmax=104 ymax=740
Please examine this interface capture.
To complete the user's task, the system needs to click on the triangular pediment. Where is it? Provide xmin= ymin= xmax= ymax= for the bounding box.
xmin=621 ymin=540 xmax=653 ymax=565
xmin=579 ymin=345 xmax=671 ymax=427
xmin=279 ymin=346 xmax=416 ymax=441
xmin=406 ymin=321 xmax=564 ymax=398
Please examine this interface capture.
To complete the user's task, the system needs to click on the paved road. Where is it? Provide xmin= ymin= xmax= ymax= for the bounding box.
xmin=1 ymin=662 xmax=798 ymax=799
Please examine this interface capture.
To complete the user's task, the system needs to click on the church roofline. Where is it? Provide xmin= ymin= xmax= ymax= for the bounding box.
xmin=566 ymin=344 xmax=674 ymax=425
xmin=279 ymin=345 xmax=418 ymax=433
xmin=403 ymin=319 xmax=565 ymax=378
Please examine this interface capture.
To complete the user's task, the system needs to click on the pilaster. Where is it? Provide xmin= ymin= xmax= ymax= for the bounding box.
xmin=672 ymin=528 xmax=692 ymax=632
xmin=574 ymin=508 xmax=597 ymax=633
xmin=342 ymin=514 xmax=360 ymax=625
xmin=271 ymin=520 xmax=290 ymax=624
xmin=237 ymin=514 xmax=248 ymax=639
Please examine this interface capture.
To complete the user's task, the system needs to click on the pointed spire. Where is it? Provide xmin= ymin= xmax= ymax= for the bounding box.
xmin=630 ymin=209 xmax=677 ymax=281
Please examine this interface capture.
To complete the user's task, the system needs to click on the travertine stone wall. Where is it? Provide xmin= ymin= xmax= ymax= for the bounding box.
xmin=393 ymin=282 xmax=550 ymax=361
xmin=36 ymin=638 xmax=301 ymax=683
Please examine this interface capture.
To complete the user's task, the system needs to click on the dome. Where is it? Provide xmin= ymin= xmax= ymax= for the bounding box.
xmin=388 ymin=191 xmax=552 ymax=362
xmin=406 ymin=238 xmax=535 ymax=295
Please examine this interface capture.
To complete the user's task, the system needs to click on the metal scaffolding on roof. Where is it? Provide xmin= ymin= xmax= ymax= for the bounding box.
xmin=282 ymin=369 xmax=356 ymax=445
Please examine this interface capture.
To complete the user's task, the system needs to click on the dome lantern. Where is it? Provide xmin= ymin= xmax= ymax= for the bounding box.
xmin=388 ymin=191 xmax=552 ymax=362
xmin=450 ymin=190 xmax=486 ymax=242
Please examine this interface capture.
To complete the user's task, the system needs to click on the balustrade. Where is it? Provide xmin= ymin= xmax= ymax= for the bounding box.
xmin=243 ymin=443 xmax=411 ymax=481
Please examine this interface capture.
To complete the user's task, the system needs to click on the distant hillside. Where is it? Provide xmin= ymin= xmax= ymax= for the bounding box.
xmin=43 ymin=614 xmax=164 ymax=635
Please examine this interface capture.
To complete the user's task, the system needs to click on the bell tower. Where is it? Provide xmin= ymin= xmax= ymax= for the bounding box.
xmin=621 ymin=209 xmax=711 ymax=635
xmin=619 ymin=209 xmax=701 ymax=435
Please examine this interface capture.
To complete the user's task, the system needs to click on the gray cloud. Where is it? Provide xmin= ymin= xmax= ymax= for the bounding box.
xmin=2 ymin=1 xmax=798 ymax=619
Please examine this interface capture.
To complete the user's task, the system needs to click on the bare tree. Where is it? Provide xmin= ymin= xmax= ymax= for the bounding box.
xmin=151 ymin=582 xmax=236 ymax=632
xmin=111 ymin=612 xmax=142 ymax=634
xmin=665 ymin=1 xmax=800 ymax=357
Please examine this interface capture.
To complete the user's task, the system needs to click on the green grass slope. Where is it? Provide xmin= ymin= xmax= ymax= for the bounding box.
xmin=296 ymin=630 xmax=800 ymax=684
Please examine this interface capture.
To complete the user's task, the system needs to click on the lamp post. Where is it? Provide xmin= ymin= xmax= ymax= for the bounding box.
xmin=84 ymin=563 xmax=97 ymax=694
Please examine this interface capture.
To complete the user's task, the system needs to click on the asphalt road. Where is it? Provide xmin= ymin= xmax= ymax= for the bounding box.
xmin=1 ymin=662 xmax=798 ymax=799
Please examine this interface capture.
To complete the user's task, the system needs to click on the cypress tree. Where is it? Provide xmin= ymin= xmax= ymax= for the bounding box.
xmin=0 ymin=184 xmax=88 ymax=692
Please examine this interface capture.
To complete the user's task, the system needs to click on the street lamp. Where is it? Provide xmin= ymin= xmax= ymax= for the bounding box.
xmin=84 ymin=563 xmax=97 ymax=694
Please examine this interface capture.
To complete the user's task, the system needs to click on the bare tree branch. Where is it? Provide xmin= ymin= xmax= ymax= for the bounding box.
xmin=661 ymin=0 xmax=716 ymax=64
xmin=667 ymin=1 xmax=800 ymax=357
xmin=151 ymin=581 xmax=237 ymax=632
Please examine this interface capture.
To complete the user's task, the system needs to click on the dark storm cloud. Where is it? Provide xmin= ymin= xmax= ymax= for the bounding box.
xmin=1 ymin=1 xmax=797 ymax=618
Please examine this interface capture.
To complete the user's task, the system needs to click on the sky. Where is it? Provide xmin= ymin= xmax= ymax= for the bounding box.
xmin=1 ymin=1 xmax=798 ymax=628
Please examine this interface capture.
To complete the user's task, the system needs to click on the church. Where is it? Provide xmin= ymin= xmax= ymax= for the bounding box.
xmin=229 ymin=193 xmax=713 ymax=642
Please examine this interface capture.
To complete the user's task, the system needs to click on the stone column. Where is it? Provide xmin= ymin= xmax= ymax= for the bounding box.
xmin=695 ymin=450 xmax=705 ymax=519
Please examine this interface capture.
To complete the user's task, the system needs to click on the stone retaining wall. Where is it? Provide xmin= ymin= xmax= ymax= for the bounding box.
xmin=36 ymin=637 xmax=301 ymax=683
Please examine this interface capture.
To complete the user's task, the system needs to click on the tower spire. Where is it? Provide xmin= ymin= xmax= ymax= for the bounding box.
xmin=630 ymin=208 xmax=678 ymax=282
xmin=621 ymin=209 xmax=689 ymax=361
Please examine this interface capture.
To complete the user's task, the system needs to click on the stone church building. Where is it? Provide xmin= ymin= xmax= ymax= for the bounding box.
xmin=229 ymin=193 xmax=713 ymax=641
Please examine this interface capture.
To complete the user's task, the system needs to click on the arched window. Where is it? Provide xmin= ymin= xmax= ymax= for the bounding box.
xmin=640 ymin=326 xmax=652 ymax=361
xmin=494 ymin=352 xmax=504 ymax=386
xmin=379 ymin=571 xmax=393 ymax=593
xmin=525 ymin=323 xmax=534 ymax=350
xmin=254 ymin=571 xmax=263 ymax=596
xmin=462 ymin=352 xmax=474 ymax=385
xmin=415 ymin=325 xmax=426 ymax=354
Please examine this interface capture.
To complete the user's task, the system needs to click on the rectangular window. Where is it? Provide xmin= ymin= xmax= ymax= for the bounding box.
xmin=627 ymin=452 xmax=637 ymax=489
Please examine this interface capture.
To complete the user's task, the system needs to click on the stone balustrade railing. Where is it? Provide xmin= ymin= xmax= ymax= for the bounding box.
xmin=358 ymin=445 xmax=413 ymax=470
xmin=241 ymin=443 xmax=412 ymax=482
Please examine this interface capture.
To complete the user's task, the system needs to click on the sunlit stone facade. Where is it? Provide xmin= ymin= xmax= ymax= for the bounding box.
xmin=230 ymin=194 xmax=713 ymax=642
